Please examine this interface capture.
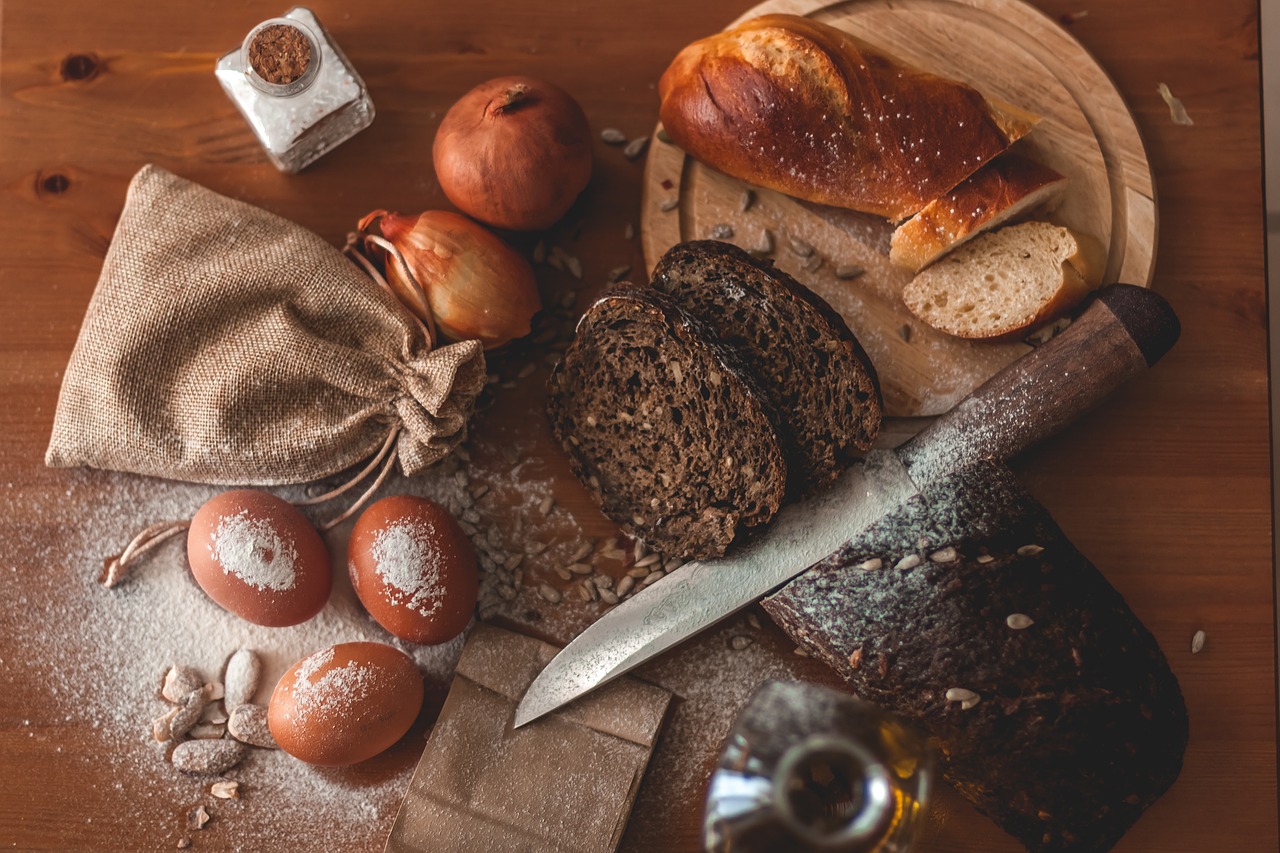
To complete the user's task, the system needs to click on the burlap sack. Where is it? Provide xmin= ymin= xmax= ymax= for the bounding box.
xmin=46 ymin=165 xmax=486 ymax=485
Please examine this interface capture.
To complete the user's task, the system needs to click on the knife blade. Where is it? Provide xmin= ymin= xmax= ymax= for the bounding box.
xmin=515 ymin=284 xmax=1180 ymax=727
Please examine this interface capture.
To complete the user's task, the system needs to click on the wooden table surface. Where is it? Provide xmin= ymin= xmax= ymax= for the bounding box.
xmin=0 ymin=1 xmax=1273 ymax=851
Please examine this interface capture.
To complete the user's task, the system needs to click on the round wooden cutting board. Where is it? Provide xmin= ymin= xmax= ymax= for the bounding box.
xmin=640 ymin=0 xmax=1155 ymax=417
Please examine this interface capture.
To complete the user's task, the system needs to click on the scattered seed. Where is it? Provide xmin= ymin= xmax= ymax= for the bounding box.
xmin=894 ymin=554 xmax=922 ymax=571
xmin=616 ymin=576 xmax=636 ymax=597
xmin=227 ymin=704 xmax=277 ymax=749
xmin=623 ymin=137 xmax=649 ymax=160
xmin=538 ymin=495 xmax=555 ymax=515
xmin=899 ymin=324 xmax=913 ymax=342
xmin=663 ymin=558 xmax=684 ymax=572
xmin=835 ymin=264 xmax=865 ymax=280
xmin=656 ymin=128 xmax=673 ymax=144
xmin=855 ymin=557 xmax=883 ymax=571
xmin=793 ymin=646 xmax=810 ymax=657
xmin=751 ymin=228 xmax=775 ymax=255
xmin=502 ymin=553 xmax=523 ymax=571
xmin=1157 ymin=82 xmax=1194 ymax=126
xmin=553 ymin=566 xmax=573 ymax=581
xmin=580 ymin=579 xmax=599 ymax=602
xmin=624 ymin=223 xmax=636 ymax=240
xmin=627 ymin=567 xmax=649 ymax=578
xmin=177 ymin=839 xmax=192 ymax=849
xmin=1017 ymin=544 xmax=1045 ymax=557
xmin=976 ymin=554 xmax=995 ymax=564
xmin=787 ymin=234 xmax=815 ymax=258
xmin=162 ymin=665 xmax=203 ymax=704
xmin=574 ymin=583 xmax=594 ymax=602
xmin=608 ymin=265 xmax=631 ymax=283
xmin=1191 ymin=629 xmax=1206 ymax=654
xmin=710 ymin=223 xmax=734 ymax=240
xmin=802 ymin=252 xmax=822 ymax=272
xmin=151 ymin=707 xmax=179 ymax=743
xmin=525 ymin=541 xmax=548 ymax=556
xmin=171 ymin=739 xmax=246 ymax=775
xmin=600 ymin=127 xmax=627 ymax=144
xmin=170 ymin=689 xmax=208 ymax=741
xmin=600 ymin=547 xmax=626 ymax=561
xmin=633 ymin=553 xmax=661 ymax=569
xmin=945 ymin=687 xmax=981 ymax=710
xmin=738 ymin=189 xmax=756 ymax=213
xmin=497 ymin=583 xmax=517 ymax=601
xmin=659 ymin=197 xmax=679 ymax=213
xmin=566 ymin=256 xmax=583 ymax=280
xmin=849 ymin=648 xmax=863 ymax=669
xmin=210 ymin=781 xmax=240 ymax=800
xmin=537 ymin=584 xmax=562 ymax=604
xmin=929 ymin=547 xmax=957 ymax=563
xmin=730 ymin=635 xmax=754 ymax=651
xmin=592 ymin=574 xmax=614 ymax=590
xmin=187 ymin=806 xmax=210 ymax=831
xmin=640 ymin=569 xmax=666 ymax=587
xmin=1007 ymin=613 xmax=1035 ymax=630
xmin=599 ymin=589 xmax=620 ymax=606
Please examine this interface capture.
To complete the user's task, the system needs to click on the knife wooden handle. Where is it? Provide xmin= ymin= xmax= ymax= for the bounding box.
xmin=896 ymin=284 xmax=1180 ymax=485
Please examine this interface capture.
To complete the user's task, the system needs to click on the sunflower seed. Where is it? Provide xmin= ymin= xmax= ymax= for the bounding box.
xmin=623 ymin=137 xmax=649 ymax=160
xmin=835 ymin=264 xmax=865 ymax=280
xmin=794 ymin=646 xmax=810 ymax=657
xmin=178 ymin=838 xmax=192 ymax=849
xmin=599 ymin=548 xmax=626 ymax=561
xmin=710 ymin=223 xmax=734 ymax=240
xmin=659 ymin=197 xmax=679 ymax=213
xmin=227 ymin=704 xmax=277 ymax=749
xmin=787 ymin=235 xmax=815 ymax=258
xmin=1017 ymin=544 xmax=1045 ymax=557
xmin=945 ymin=687 xmax=981 ymax=710
xmin=855 ymin=557 xmax=883 ymax=571
xmin=537 ymin=584 xmax=562 ymax=604
xmin=503 ymin=553 xmax=524 ymax=571
xmin=608 ymin=265 xmax=632 ymax=283
xmin=151 ymin=707 xmax=180 ymax=742
xmin=739 ymin=189 xmax=756 ymax=213
xmin=553 ymin=566 xmax=573 ymax=581
xmin=171 ymin=739 xmax=246 ymax=775
xmin=580 ymin=580 xmax=598 ymax=602
xmin=1191 ymin=629 xmax=1206 ymax=654
xmin=633 ymin=553 xmax=661 ymax=569
xmin=599 ymin=589 xmax=620 ymax=606
xmin=929 ymin=547 xmax=957 ymax=563
xmin=729 ymin=635 xmax=754 ymax=651
xmin=538 ymin=495 xmax=555 ymax=515
xmin=894 ymin=554 xmax=922 ymax=571
xmin=210 ymin=780 xmax=240 ymax=800
xmin=526 ymin=541 xmax=548 ymax=556
xmin=1007 ymin=613 xmax=1035 ymax=630
xmin=976 ymin=554 xmax=995 ymax=564
xmin=497 ymin=583 xmax=517 ymax=601
xmin=640 ymin=569 xmax=666 ymax=587
xmin=600 ymin=127 xmax=627 ymax=144
xmin=616 ymin=576 xmax=636 ymax=597
xmin=565 ymin=256 xmax=583 ymax=280
xmin=575 ymin=583 xmax=594 ymax=602
xmin=162 ymin=665 xmax=203 ymax=703
xmin=592 ymin=574 xmax=614 ymax=590
xmin=750 ymin=229 xmax=775 ymax=255
xmin=900 ymin=324 xmax=913 ymax=342
xmin=187 ymin=806 xmax=210 ymax=831
xmin=170 ymin=689 xmax=208 ymax=740
xmin=802 ymin=252 xmax=822 ymax=272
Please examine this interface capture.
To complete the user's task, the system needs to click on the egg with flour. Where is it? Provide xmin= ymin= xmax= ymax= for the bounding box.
xmin=348 ymin=495 xmax=478 ymax=645
xmin=187 ymin=490 xmax=332 ymax=627
xmin=268 ymin=642 xmax=423 ymax=765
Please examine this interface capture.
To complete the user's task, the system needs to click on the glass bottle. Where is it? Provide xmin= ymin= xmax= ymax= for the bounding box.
xmin=704 ymin=681 xmax=934 ymax=853
xmin=215 ymin=7 xmax=374 ymax=173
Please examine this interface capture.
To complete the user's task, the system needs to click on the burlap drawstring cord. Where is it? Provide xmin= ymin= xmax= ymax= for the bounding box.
xmin=101 ymin=424 xmax=403 ymax=589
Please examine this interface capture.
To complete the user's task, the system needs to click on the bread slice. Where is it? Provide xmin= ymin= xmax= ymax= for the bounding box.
xmin=890 ymin=154 xmax=1067 ymax=272
xmin=651 ymin=240 xmax=882 ymax=495
xmin=546 ymin=286 xmax=787 ymax=560
xmin=902 ymin=221 xmax=1105 ymax=341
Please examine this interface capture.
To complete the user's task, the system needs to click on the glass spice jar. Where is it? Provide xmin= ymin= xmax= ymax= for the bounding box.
xmin=704 ymin=681 xmax=934 ymax=853
xmin=215 ymin=7 xmax=374 ymax=173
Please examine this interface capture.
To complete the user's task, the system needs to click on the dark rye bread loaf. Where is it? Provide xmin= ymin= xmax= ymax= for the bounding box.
xmin=546 ymin=286 xmax=787 ymax=560
xmin=651 ymin=240 xmax=882 ymax=494
xmin=761 ymin=461 xmax=1187 ymax=853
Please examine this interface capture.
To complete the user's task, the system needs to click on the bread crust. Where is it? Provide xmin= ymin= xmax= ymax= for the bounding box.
xmin=658 ymin=14 xmax=1039 ymax=222
xmin=890 ymin=154 xmax=1067 ymax=272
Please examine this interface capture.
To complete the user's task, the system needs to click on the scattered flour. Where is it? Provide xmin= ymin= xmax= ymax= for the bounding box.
xmin=369 ymin=521 xmax=444 ymax=617
xmin=211 ymin=510 xmax=298 ymax=591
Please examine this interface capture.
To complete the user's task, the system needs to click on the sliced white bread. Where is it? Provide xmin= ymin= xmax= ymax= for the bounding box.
xmin=902 ymin=221 xmax=1105 ymax=341
xmin=890 ymin=154 xmax=1067 ymax=272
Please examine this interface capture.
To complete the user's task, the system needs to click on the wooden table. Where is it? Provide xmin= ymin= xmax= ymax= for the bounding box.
xmin=0 ymin=1 xmax=1272 ymax=851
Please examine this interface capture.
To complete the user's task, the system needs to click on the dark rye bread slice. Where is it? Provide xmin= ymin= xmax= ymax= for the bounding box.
xmin=546 ymin=286 xmax=787 ymax=560
xmin=762 ymin=461 xmax=1187 ymax=853
xmin=651 ymin=240 xmax=882 ymax=495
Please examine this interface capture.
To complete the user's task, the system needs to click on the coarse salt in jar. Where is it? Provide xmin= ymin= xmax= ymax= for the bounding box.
xmin=215 ymin=7 xmax=374 ymax=173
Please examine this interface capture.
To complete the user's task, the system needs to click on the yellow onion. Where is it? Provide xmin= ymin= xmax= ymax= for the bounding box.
xmin=357 ymin=210 xmax=541 ymax=350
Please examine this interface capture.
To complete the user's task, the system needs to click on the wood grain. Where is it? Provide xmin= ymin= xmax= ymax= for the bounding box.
xmin=641 ymin=0 xmax=1157 ymax=417
xmin=0 ymin=1 xmax=1272 ymax=852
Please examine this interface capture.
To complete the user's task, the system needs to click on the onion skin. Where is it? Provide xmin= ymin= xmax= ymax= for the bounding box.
xmin=433 ymin=76 xmax=593 ymax=231
xmin=360 ymin=209 xmax=541 ymax=350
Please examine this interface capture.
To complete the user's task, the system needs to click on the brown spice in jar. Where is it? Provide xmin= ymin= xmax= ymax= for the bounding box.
xmin=248 ymin=24 xmax=311 ymax=85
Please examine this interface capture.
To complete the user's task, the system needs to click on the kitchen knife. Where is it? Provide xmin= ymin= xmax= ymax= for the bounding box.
xmin=514 ymin=284 xmax=1180 ymax=727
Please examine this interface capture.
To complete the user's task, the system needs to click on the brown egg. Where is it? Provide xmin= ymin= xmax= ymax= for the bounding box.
xmin=187 ymin=489 xmax=331 ymax=627
xmin=347 ymin=495 xmax=478 ymax=644
xmin=268 ymin=642 xmax=423 ymax=765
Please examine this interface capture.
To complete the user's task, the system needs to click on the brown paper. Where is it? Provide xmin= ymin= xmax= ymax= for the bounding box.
xmin=385 ymin=625 xmax=672 ymax=853
xmin=46 ymin=165 xmax=486 ymax=486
